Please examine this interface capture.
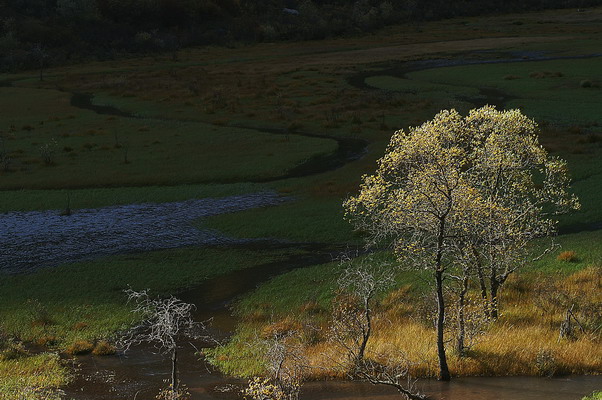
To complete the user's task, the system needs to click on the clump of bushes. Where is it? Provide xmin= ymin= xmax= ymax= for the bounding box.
xmin=580 ymin=80 xmax=600 ymax=89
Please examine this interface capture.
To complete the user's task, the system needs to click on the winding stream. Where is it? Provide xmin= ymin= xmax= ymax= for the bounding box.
xmin=348 ymin=51 xmax=602 ymax=109
xmin=70 ymin=93 xmax=368 ymax=184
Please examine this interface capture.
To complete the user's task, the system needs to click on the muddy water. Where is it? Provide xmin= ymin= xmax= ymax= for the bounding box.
xmin=303 ymin=376 xmax=602 ymax=400
xmin=0 ymin=192 xmax=285 ymax=274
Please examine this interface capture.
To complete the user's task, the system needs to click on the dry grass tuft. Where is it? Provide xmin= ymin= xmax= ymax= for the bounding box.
xmin=299 ymin=301 xmax=325 ymax=315
xmin=35 ymin=335 xmax=58 ymax=347
xmin=65 ymin=340 xmax=94 ymax=355
xmin=557 ymin=250 xmax=578 ymax=262
xmin=261 ymin=317 xmax=302 ymax=339
xmin=92 ymin=340 xmax=116 ymax=356
xmin=72 ymin=322 xmax=89 ymax=331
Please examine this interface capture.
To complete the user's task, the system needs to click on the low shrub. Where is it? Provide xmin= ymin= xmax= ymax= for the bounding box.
xmin=535 ymin=349 xmax=557 ymax=377
xmin=65 ymin=340 xmax=94 ymax=355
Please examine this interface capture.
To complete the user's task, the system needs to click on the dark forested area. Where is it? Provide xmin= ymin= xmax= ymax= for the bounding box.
xmin=1 ymin=0 xmax=600 ymax=71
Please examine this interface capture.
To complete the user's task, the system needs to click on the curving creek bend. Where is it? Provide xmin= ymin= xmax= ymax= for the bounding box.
xmin=7 ymin=52 xmax=602 ymax=399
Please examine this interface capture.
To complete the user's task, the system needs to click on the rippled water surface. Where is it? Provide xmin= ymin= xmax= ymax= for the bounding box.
xmin=0 ymin=192 xmax=284 ymax=273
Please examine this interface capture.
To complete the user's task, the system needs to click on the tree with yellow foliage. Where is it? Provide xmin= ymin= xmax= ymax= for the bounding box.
xmin=344 ymin=106 xmax=579 ymax=381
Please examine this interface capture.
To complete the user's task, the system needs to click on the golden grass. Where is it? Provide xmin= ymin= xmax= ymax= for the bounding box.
xmin=250 ymin=267 xmax=602 ymax=379
xmin=92 ymin=340 xmax=116 ymax=356
xmin=557 ymin=250 xmax=578 ymax=262
xmin=65 ymin=340 xmax=94 ymax=356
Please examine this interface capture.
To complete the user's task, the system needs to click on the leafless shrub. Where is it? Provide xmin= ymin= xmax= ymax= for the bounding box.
xmin=446 ymin=294 xmax=491 ymax=355
xmin=39 ymin=138 xmax=58 ymax=165
xmin=119 ymin=289 xmax=211 ymax=399
xmin=356 ymin=355 xmax=429 ymax=400
xmin=329 ymin=255 xmax=394 ymax=372
xmin=245 ymin=332 xmax=308 ymax=400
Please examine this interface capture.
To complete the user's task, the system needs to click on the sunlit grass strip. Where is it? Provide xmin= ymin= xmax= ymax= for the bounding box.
xmin=0 ymin=353 xmax=70 ymax=400
xmin=213 ymin=254 xmax=601 ymax=379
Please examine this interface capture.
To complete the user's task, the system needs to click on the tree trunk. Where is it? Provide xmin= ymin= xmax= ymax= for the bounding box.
xmin=456 ymin=275 xmax=468 ymax=356
xmin=357 ymin=296 xmax=371 ymax=363
xmin=171 ymin=346 xmax=178 ymax=394
xmin=477 ymin=265 xmax=488 ymax=302
xmin=471 ymin=247 xmax=489 ymax=319
xmin=435 ymin=216 xmax=451 ymax=381
xmin=490 ymin=279 xmax=499 ymax=320
xmin=435 ymin=269 xmax=450 ymax=381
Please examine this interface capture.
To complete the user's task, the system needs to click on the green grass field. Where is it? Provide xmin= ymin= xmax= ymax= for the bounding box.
xmin=406 ymin=57 xmax=602 ymax=126
xmin=0 ymin=246 xmax=304 ymax=348
xmin=0 ymin=87 xmax=337 ymax=189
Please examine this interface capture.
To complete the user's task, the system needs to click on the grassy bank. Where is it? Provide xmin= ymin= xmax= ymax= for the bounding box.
xmin=0 ymin=352 xmax=70 ymax=400
xmin=0 ymin=245 xmax=308 ymax=396
xmin=201 ymin=196 xmax=360 ymax=244
xmin=0 ymin=246 xmax=303 ymax=349
xmin=208 ymin=231 xmax=602 ymax=379
xmin=0 ymin=182 xmax=260 ymax=213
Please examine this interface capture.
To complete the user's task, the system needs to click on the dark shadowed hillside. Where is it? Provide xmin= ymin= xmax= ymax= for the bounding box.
xmin=2 ymin=0 xmax=602 ymax=71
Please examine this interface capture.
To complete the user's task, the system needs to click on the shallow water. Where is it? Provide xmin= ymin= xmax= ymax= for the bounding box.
xmin=303 ymin=376 xmax=602 ymax=400
xmin=0 ymin=192 xmax=285 ymax=274
xmin=66 ymin=347 xmax=602 ymax=400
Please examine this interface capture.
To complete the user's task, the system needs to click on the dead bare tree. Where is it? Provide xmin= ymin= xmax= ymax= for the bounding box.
xmin=356 ymin=355 xmax=429 ymax=400
xmin=119 ymin=289 xmax=208 ymax=399
xmin=245 ymin=332 xmax=308 ymax=400
xmin=330 ymin=256 xmax=394 ymax=371
xmin=328 ymin=257 xmax=429 ymax=400
xmin=31 ymin=43 xmax=48 ymax=81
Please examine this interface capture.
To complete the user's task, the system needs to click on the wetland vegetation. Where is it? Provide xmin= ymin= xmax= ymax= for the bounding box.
xmin=0 ymin=4 xmax=601 ymax=399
